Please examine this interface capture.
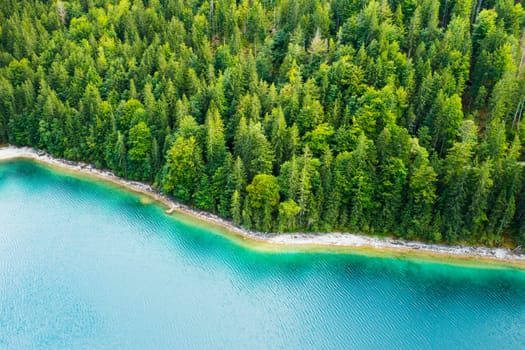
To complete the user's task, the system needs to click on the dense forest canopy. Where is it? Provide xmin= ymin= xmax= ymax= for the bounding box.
xmin=1 ymin=0 xmax=525 ymax=246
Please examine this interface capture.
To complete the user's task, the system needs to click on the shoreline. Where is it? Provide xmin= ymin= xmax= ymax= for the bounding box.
xmin=1 ymin=145 xmax=524 ymax=270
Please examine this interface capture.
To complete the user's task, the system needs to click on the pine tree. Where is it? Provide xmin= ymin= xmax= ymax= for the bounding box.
xmin=204 ymin=104 xmax=227 ymax=173
xmin=402 ymin=141 xmax=438 ymax=240
xmin=439 ymin=120 xmax=477 ymax=242
xmin=127 ymin=121 xmax=152 ymax=181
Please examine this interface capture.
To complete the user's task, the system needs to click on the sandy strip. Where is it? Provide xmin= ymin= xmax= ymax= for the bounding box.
xmin=1 ymin=145 xmax=524 ymax=269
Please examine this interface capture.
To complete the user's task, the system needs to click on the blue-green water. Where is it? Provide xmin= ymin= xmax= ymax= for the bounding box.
xmin=0 ymin=160 xmax=524 ymax=349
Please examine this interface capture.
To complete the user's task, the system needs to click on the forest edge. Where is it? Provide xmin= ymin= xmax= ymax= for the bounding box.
xmin=1 ymin=145 xmax=524 ymax=270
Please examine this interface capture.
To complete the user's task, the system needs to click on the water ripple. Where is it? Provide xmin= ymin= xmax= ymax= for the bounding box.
xmin=0 ymin=161 xmax=524 ymax=349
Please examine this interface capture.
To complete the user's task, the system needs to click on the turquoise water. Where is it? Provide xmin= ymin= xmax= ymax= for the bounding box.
xmin=0 ymin=160 xmax=524 ymax=349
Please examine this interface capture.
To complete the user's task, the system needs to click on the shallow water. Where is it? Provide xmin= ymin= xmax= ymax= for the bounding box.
xmin=0 ymin=160 xmax=524 ymax=349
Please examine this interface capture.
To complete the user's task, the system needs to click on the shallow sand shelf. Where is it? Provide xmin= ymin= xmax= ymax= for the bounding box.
xmin=1 ymin=145 xmax=524 ymax=270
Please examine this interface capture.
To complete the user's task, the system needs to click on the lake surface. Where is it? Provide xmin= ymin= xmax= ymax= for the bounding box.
xmin=0 ymin=160 xmax=524 ymax=349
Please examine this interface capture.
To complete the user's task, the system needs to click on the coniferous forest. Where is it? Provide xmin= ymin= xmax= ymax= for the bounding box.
xmin=1 ymin=0 xmax=525 ymax=247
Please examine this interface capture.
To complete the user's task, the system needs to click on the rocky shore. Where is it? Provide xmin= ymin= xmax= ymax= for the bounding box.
xmin=1 ymin=145 xmax=524 ymax=269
